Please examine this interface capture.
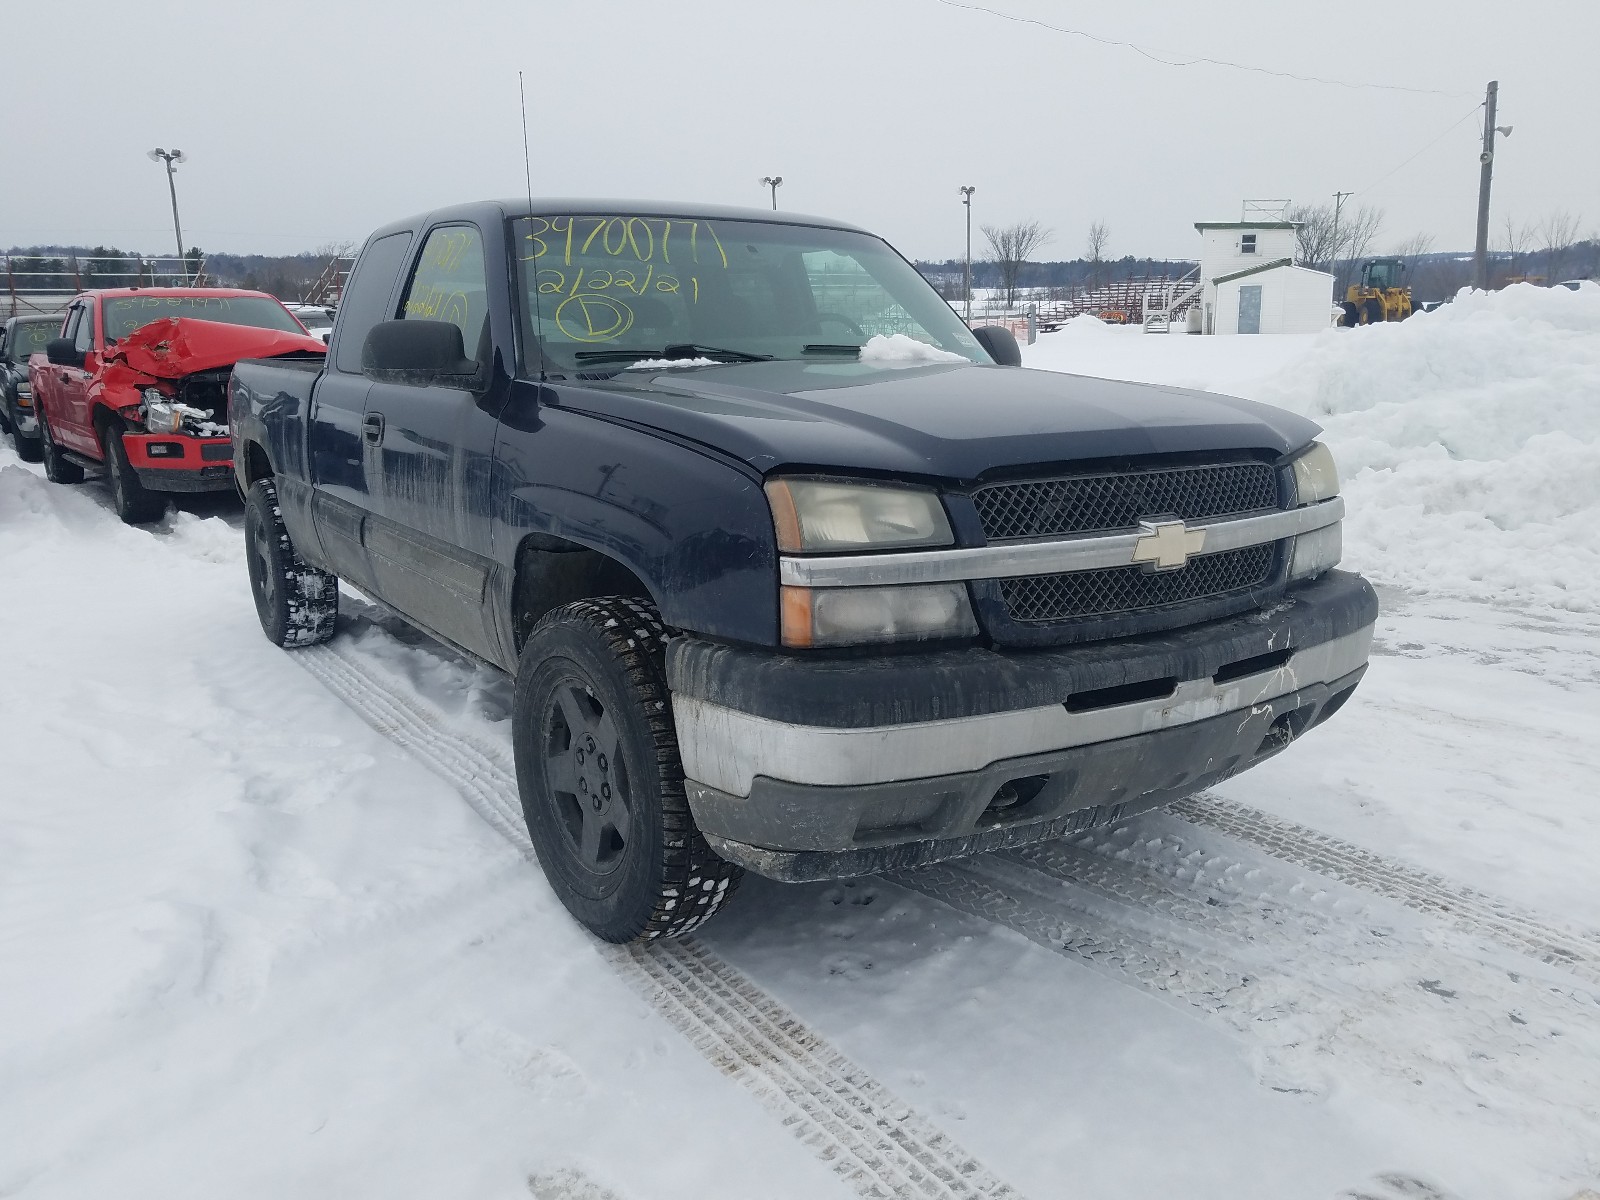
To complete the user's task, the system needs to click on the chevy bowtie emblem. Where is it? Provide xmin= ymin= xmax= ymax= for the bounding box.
xmin=1131 ymin=518 xmax=1206 ymax=570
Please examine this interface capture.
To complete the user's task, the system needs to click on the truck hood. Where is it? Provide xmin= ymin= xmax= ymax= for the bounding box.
xmin=106 ymin=317 xmax=326 ymax=380
xmin=561 ymin=360 xmax=1322 ymax=480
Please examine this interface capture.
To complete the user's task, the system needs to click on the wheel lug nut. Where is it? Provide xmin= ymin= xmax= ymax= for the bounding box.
xmin=576 ymin=749 xmax=585 ymax=765
xmin=598 ymin=753 xmax=608 ymax=772
xmin=578 ymin=777 xmax=588 ymax=793
xmin=601 ymin=782 xmax=611 ymax=800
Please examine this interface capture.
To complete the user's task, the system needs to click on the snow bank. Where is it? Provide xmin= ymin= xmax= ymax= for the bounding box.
xmin=1259 ymin=284 xmax=1600 ymax=610
xmin=859 ymin=333 xmax=969 ymax=367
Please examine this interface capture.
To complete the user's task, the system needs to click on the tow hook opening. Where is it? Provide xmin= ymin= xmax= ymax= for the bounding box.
xmin=978 ymin=773 xmax=1051 ymax=826
xmin=1256 ymin=705 xmax=1315 ymax=756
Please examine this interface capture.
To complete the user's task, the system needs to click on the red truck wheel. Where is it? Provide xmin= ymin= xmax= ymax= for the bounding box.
xmin=38 ymin=410 xmax=84 ymax=485
xmin=244 ymin=478 xmax=339 ymax=647
xmin=512 ymin=596 xmax=742 ymax=943
xmin=105 ymin=430 xmax=168 ymax=525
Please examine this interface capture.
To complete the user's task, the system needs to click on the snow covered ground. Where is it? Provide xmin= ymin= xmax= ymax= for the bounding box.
xmin=3 ymin=287 xmax=1599 ymax=1200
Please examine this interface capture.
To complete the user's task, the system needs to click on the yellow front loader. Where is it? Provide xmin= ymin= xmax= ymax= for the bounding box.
xmin=1339 ymin=258 xmax=1413 ymax=326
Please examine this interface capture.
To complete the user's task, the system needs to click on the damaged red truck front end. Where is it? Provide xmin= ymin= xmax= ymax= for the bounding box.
xmin=29 ymin=289 xmax=325 ymax=523
xmin=106 ymin=316 xmax=325 ymax=489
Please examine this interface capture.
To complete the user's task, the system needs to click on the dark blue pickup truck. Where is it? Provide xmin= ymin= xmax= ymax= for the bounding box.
xmin=230 ymin=199 xmax=1375 ymax=943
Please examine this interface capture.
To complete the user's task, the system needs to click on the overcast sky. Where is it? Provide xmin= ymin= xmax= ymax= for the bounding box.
xmin=6 ymin=0 xmax=1596 ymax=263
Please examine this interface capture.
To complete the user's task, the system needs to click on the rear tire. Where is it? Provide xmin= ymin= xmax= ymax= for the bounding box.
xmin=512 ymin=597 xmax=741 ymax=942
xmin=104 ymin=429 xmax=167 ymax=524
xmin=1338 ymin=301 xmax=1360 ymax=328
xmin=244 ymin=477 xmax=339 ymax=647
xmin=38 ymin=408 xmax=83 ymax=485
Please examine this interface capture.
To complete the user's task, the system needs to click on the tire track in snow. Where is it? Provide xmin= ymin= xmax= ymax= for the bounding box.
xmin=900 ymin=821 xmax=1600 ymax=1161
xmin=1169 ymin=793 xmax=1600 ymax=985
xmin=297 ymin=640 xmax=1020 ymax=1200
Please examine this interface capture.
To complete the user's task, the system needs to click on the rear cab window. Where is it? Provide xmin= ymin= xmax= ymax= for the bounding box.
xmin=333 ymin=231 xmax=416 ymax=374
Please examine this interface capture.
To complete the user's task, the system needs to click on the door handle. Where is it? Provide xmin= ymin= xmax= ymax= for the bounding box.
xmin=59 ymin=373 xmax=70 ymax=383
xmin=362 ymin=412 xmax=385 ymax=444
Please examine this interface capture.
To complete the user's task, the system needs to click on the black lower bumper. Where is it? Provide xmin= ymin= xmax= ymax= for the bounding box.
xmin=669 ymin=570 xmax=1378 ymax=882
xmin=695 ymin=665 xmax=1364 ymax=881
xmin=134 ymin=465 xmax=236 ymax=493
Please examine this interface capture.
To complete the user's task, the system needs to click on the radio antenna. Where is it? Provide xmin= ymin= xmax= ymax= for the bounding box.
xmin=519 ymin=71 xmax=547 ymax=382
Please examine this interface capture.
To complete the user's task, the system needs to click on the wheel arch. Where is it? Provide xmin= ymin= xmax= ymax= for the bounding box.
xmin=509 ymin=532 xmax=655 ymax=653
xmin=241 ymin=439 xmax=274 ymax=486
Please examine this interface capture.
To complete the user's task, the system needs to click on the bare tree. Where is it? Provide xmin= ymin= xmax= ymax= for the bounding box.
xmin=1084 ymin=220 xmax=1111 ymax=291
xmin=1498 ymin=215 xmax=1535 ymax=282
xmin=981 ymin=220 xmax=1051 ymax=308
xmin=1535 ymin=210 xmax=1582 ymax=283
xmin=1286 ymin=202 xmax=1383 ymax=284
xmin=1391 ymin=231 xmax=1436 ymax=260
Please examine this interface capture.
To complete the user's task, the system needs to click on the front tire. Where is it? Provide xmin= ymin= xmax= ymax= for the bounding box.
xmin=512 ymin=597 xmax=741 ymax=942
xmin=104 ymin=429 xmax=167 ymax=524
xmin=244 ymin=477 xmax=339 ymax=647
xmin=1363 ymin=297 xmax=1386 ymax=325
xmin=7 ymin=400 xmax=42 ymax=463
xmin=38 ymin=408 xmax=83 ymax=485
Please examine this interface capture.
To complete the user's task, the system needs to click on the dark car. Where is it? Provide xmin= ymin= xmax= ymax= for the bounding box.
xmin=230 ymin=199 xmax=1375 ymax=943
xmin=1 ymin=314 xmax=64 ymax=461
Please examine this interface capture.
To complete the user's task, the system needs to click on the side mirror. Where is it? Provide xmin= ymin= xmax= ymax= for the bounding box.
xmin=362 ymin=320 xmax=483 ymax=389
xmin=46 ymin=338 xmax=84 ymax=369
xmin=972 ymin=325 xmax=1022 ymax=367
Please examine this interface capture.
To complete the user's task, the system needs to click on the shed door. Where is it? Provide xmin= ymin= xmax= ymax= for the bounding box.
xmin=1237 ymin=285 xmax=1262 ymax=334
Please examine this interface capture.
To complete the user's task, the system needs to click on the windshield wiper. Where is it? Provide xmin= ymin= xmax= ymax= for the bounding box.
xmin=801 ymin=343 xmax=863 ymax=355
xmin=573 ymin=343 xmax=773 ymax=365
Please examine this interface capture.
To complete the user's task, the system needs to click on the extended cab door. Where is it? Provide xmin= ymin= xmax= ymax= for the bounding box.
xmin=358 ymin=222 xmax=501 ymax=660
xmin=50 ymin=302 xmax=100 ymax=457
xmin=306 ymin=229 xmax=415 ymax=593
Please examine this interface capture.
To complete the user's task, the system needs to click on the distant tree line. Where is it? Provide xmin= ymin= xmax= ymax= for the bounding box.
xmin=2 ymin=243 xmax=353 ymax=301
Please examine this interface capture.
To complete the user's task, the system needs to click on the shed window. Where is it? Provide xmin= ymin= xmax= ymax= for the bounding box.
xmin=1240 ymin=233 xmax=1258 ymax=255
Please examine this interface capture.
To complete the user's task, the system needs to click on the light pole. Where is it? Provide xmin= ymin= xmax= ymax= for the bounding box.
xmin=760 ymin=176 xmax=783 ymax=210
xmin=959 ymin=186 xmax=975 ymax=322
xmin=147 ymin=147 xmax=189 ymax=284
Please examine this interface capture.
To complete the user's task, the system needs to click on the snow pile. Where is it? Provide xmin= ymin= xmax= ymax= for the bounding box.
xmin=623 ymin=356 xmax=719 ymax=370
xmin=859 ymin=333 xmax=969 ymax=367
xmin=1259 ymin=284 xmax=1600 ymax=609
xmin=1059 ymin=313 xmax=1116 ymax=335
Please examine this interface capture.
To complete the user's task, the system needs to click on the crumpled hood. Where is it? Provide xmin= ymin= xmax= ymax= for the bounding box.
xmin=561 ymin=360 xmax=1322 ymax=480
xmin=106 ymin=317 xmax=325 ymax=380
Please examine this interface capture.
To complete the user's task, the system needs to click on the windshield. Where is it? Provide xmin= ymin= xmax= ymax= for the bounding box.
xmin=510 ymin=215 xmax=987 ymax=374
xmin=4 ymin=319 xmax=62 ymax=363
xmin=102 ymin=295 xmax=304 ymax=342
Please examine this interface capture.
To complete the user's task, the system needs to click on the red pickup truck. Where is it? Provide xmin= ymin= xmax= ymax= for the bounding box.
xmin=30 ymin=287 xmax=326 ymax=522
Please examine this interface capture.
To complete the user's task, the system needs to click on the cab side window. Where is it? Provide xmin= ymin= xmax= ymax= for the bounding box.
xmin=333 ymin=231 xmax=416 ymax=375
xmin=400 ymin=225 xmax=489 ymax=364
xmin=73 ymin=304 xmax=97 ymax=354
xmin=60 ymin=307 xmax=82 ymax=349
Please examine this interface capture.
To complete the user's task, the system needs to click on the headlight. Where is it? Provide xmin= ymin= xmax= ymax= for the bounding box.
xmin=1291 ymin=441 xmax=1340 ymax=505
xmin=1289 ymin=522 xmax=1342 ymax=581
xmin=766 ymin=479 xmax=953 ymax=552
xmin=143 ymin=388 xmax=183 ymax=434
xmin=780 ymin=583 xmax=978 ymax=648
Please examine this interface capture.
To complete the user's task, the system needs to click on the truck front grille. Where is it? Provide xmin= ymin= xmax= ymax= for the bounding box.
xmin=973 ymin=461 xmax=1277 ymax=541
xmin=999 ymin=544 xmax=1275 ymax=624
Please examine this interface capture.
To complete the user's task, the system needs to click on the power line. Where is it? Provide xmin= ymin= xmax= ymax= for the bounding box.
xmin=1354 ymin=102 xmax=1485 ymax=197
xmin=930 ymin=0 xmax=1473 ymax=97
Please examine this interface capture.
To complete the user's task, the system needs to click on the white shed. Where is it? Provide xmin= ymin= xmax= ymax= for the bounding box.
xmin=1194 ymin=221 xmax=1334 ymax=334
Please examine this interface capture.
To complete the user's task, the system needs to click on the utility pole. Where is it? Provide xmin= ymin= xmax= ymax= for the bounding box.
xmin=760 ymin=176 xmax=783 ymax=210
xmin=959 ymin=185 xmax=975 ymax=322
xmin=1474 ymin=81 xmax=1510 ymax=291
xmin=1330 ymin=189 xmax=1352 ymax=282
xmin=147 ymin=147 xmax=189 ymax=284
